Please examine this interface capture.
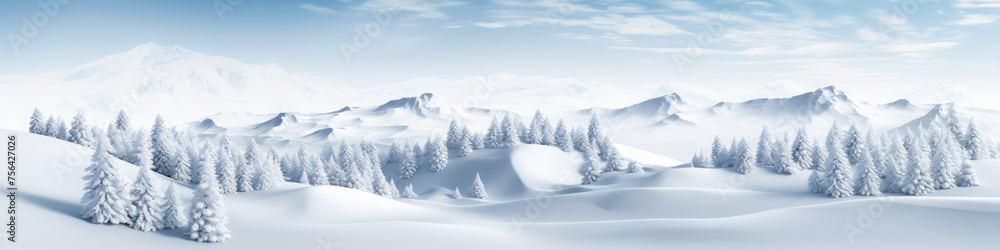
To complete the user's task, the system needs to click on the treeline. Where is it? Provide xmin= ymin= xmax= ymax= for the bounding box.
xmin=695 ymin=106 xmax=991 ymax=198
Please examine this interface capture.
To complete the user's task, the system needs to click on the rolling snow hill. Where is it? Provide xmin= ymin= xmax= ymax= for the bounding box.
xmin=9 ymin=129 xmax=1000 ymax=249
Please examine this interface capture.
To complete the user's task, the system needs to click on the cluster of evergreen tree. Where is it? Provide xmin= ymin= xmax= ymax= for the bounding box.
xmin=806 ymin=120 xmax=986 ymax=198
xmin=80 ymin=132 xmax=230 ymax=243
xmin=30 ymin=109 xmax=285 ymax=194
xmin=694 ymin=109 xmax=989 ymax=198
xmin=280 ymin=140 xmax=403 ymax=198
xmin=436 ymin=112 xmax=636 ymax=185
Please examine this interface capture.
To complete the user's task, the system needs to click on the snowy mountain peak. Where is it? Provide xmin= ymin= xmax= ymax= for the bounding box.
xmin=882 ymin=99 xmax=915 ymax=110
xmin=896 ymin=103 xmax=953 ymax=131
xmin=375 ymin=93 xmax=441 ymax=117
xmin=126 ymin=42 xmax=201 ymax=62
xmin=615 ymin=93 xmax=694 ymax=117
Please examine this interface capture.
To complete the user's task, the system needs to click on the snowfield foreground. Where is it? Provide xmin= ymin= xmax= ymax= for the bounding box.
xmin=7 ymin=129 xmax=1000 ymax=249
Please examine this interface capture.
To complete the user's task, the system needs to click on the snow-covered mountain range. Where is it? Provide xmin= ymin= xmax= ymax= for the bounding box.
xmin=0 ymin=42 xmax=356 ymax=129
xmin=4 ymin=43 xmax=999 ymax=159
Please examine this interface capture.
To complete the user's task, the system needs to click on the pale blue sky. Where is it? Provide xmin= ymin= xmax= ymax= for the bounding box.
xmin=1 ymin=0 xmax=998 ymax=100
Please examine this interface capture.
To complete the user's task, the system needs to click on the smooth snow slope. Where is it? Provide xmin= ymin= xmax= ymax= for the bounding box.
xmin=5 ymin=129 xmax=1000 ymax=249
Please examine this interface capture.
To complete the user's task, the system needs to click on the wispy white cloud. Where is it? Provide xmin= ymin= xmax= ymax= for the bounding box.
xmin=948 ymin=14 xmax=999 ymax=25
xmin=447 ymin=14 xmax=690 ymax=36
xmin=953 ymin=0 xmax=1000 ymax=8
xmin=856 ymin=28 xmax=887 ymax=41
xmin=884 ymin=42 xmax=960 ymax=52
xmin=611 ymin=16 xmax=689 ymax=35
xmin=608 ymin=46 xmax=728 ymax=54
xmin=662 ymin=1 xmax=705 ymax=12
xmin=354 ymin=0 xmax=468 ymax=19
xmin=607 ymin=3 xmax=647 ymax=14
xmin=297 ymin=3 xmax=345 ymax=15
xmin=733 ymin=42 xmax=845 ymax=56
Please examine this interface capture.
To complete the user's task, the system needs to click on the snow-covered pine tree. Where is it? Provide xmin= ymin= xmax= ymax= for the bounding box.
xmin=604 ymin=146 xmax=626 ymax=172
xmin=386 ymin=142 xmax=403 ymax=164
xmin=130 ymin=166 xmax=164 ymax=231
xmin=901 ymin=135 xmax=935 ymax=196
xmin=571 ymin=127 xmax=588 ymax=152
xmin=587 ymin=114 xmax=604 ymax=143
xmin=179 ymin=132 xmax=201 ymax=179
xmin=931 ymin=133 xmax=957 ymax=189
xmin=542 ymin=117 xmax=556 ymax=146
xmin=371 ymin=164 xmax=393 ymax=197
xmin=866 ymin=130 xmax=885 ymax=177
xmin=756 ymin=127 xmax=775 ymax=167
xmin=596 ymin=135 xmax=613 ymax=160
xmin=811 ymin=139 xmax=826 ymax=173
xmin=105 ymin=123 xmax=122 ymax=156
xmin=692 ymin=152 xmax=703 ymax=168
xmin=309 ymin=155 xmax=330 ymax=186
xmin=711 ymin=136 xmax=726 ymax=168
xmin=854 ymin=149 xmax=881 ymax=196
xmin=825 ymin=122 xmax=842 ymax=151
xmin=774 ymin=139 xmax=798 ymax=174
xmin=945 ymin=105 xmax=964 ymax=142
xmin=243 ymin=141 xmax=263 ymax=188
xmin=882 ymin=135 xmax=907 ymax=193
xmin=807 ymin=140 xmax=827 ymax=193
xmin=514 ymin=115 xmax=530 ymax=141
xmin=500 ymin=114 xmax=520 ymax=147
xmin=430 ymin=137 xmax=449 ymax=172
xmin=150 ymin=115 xmax=175 ymax=176
xmin=253 ymin=149 xmax=283 ymax=190
xmin=192 ymin=142 xmax=216 ymax=184
xmin=964 ymin=118 xmax=988 ymax=160
xmin=197 ymin=142 xmax=218 ymax=185
xmin=844 ymin=123 xmax=866 ymax=165
xmin=471 ymin=132 xmax=485 ymax=150
xmin=279 ymin=155 xmax=294 ymax=179
xmin=459 ymin=133 xmax=473 ymax=157
xmin=424 ymin=139 xmax=434 ymax=157
xmin=407 ymin=142 xmax=420 ymax=157
xmin=354 ymin=148 xmax=376 ymax=193
xmin=338 ymin=143 xmax=360 ymax=189
xmin=387 ymin=178 xmax=400 ymax=198
xmin=485 ymin=117 xmax=502 ymax=148
xmin=235 ymin=152 xmax=255 ymax=192
xmin=735 ymin=138 xmax=756 ymax=174
xmin=554 ymin=119 xmax=571 ymax=152
xmin=92 ymin=128 xmax=111 ymax=157
xmin=824 ymin=136 xmax=854 ymax=198
xmin=446 ymin=119 xmax=463 ymax=149
xmin=187 ymin=180 xmax=231 ymax=243
xmin=581 ymin=142 xmax=601 ymax=184
xmin=161 ymin=182 xmax=187 ymax=229
xmin=54 ymin=117 xmax=68 ymax=140
xmin=360 ymin=140 xmax=381 ymax=171
xmin=956 ymin=160 xmax=980 ymax=187
xmin=627 ymin=160 xmax=644 ymax=173
xmin=215 ymin=150 xmax=237 ymax=194
xmin=324 ymin=155 xmax=346 ymax=186
xmin=470 ymin=173 xmax=488 ymax=199
xmin=528 ymin=110 xmax=545 ymax=145
xmin=452 ymin=187 xmax=462 ymax=199
xmin=68 ymin=112 xmax=94 ymax=147
xmin=174 ymin=148 xmax=193 ymax=183
xmin=80 ymin=140 xmax=131 ymax=225
xmin=43 ymin=116 xmax=57 ymax=137
xmin=297 ymin=167 xmax=310 ymax=184
xmin=399 ymin=148 xmax=418 ymax=179
xmin=402 ymin=183 xmax=418 ymax=198
xmin=29 ymin=108 xmax=46 ymax=134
